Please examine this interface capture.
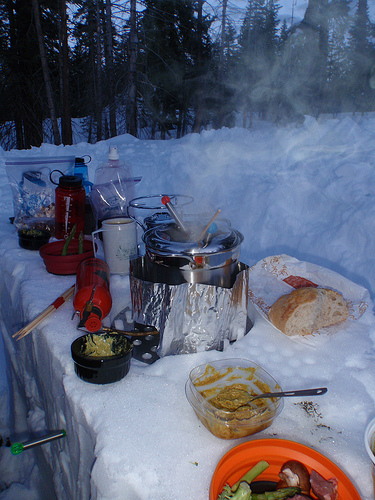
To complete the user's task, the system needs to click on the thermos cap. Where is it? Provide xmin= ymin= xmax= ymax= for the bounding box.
xmin=59 ymin=175 xmax=83 ymax=189
xmin=85 ymin=313 xmax=102 ymax=333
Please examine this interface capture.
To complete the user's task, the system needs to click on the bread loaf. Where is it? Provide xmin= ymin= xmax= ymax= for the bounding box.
xmin=268 ymin=287 xmax=349 ymax=336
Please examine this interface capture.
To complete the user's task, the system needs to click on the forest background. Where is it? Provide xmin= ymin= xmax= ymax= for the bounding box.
xmin=0 ymin=0 xmax=374 ymax=150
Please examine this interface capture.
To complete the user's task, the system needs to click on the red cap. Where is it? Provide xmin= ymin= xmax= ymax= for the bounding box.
xmin=161 ymin=196 xmax=171 ymax=205
xmin=85 ymin=314 xmax=102 ymax=332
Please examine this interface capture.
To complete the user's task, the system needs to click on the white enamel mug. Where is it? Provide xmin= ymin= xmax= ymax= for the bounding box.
xmin=365 ymin=417 xmax=375 ymax=465
xmin=92 ymin=217 xmax=137 ymax=275
xmin=365 ymin=417 xmax=375 ymax=498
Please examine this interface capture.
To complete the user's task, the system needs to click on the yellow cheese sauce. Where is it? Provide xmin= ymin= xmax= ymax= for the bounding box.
xmin=191 ymin=364 xmax=279 ymax=439
xmin=83 ymin=334 xmax=115 ymax=357
xmin=209 ymin=384 xmax=252 ymax=411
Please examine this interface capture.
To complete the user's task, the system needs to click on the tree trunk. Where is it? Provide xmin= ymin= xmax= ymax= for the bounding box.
xmin=8 ymin=0 xmax=44 ymax=148
xmin=318 ymin=0 xmax=328 ymax=108
xmin=6 ymin=0 xmax=24 ymax=149
xmin=215 ymin=0 xmax=228 ymax=129
xmin=127 ymin=0 xmax=138 ymax=137
xmin=60 ymin=0 xmax=73 ymax=145
xmin=105 ymin=0 xmax=117 ymax=137
xmin=192 ymin=0 xmax=203 ymax=133
xmin=219 ymin=0 xmax=228 ymax=74
xmin=31 ymin=0 xmax=61 ymax=145
xmin=87 ymin=2 xmax=97 ymax=142
xmin=95 ymin=0 xmax=103 ymax=141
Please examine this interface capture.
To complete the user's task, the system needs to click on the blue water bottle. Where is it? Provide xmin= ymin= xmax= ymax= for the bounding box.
xmin=74 ymin=156 xmax=92 ymax=195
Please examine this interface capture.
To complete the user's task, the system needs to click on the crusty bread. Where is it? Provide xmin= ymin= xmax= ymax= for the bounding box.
xmin=268 ymin=287 xmax=349 ymax=336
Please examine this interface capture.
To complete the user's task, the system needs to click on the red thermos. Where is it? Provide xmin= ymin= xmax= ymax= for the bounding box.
xmin=74 ymin=258 xmax=112 ymax=332
xmin=54 ymin=174 xmax=85 ymax=240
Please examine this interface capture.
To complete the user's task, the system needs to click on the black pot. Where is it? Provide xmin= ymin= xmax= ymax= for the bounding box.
xmin=18 ymin=228 xmax=50 ymax=250
xmin=71 ymin=333 xmax=133 ymax=384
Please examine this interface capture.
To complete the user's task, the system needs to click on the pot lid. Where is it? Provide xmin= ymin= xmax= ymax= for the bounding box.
xmin=142 ymin=221 xmax=243 ymax=257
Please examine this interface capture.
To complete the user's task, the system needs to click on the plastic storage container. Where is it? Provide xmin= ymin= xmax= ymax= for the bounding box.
xmin=185 ymin=358 xmax=284 ymax=439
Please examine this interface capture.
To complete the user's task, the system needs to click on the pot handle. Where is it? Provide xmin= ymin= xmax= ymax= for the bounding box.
xmin=146 ymin=248 xmax=197 ymax=264
xmin=91 ymin=229 xmax=105 ymax=260
xmin=127 ymin=209 xmax=147 ymax=232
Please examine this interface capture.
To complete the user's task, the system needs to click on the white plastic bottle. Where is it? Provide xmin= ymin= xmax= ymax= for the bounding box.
xmin=93 ymin=146 xmax=133 ymax=184
xmin=90 ymin=146 xmax=137 ymax=227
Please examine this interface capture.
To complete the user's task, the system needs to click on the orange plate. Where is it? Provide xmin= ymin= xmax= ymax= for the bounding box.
xmin=210 ymin=438 xmax=361 ymax=500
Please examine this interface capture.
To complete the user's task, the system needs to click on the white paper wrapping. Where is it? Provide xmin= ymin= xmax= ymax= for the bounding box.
xmin=247 ymin=254 xmax=371 ymax=346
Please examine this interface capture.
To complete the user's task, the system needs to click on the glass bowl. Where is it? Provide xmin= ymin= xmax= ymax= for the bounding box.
xmin=185 ymin=358 xmax=284 ymax=439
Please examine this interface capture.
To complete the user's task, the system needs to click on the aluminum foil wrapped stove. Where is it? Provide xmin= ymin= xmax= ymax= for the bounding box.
xmin=130 ymin=257 xmax=251 ymax=356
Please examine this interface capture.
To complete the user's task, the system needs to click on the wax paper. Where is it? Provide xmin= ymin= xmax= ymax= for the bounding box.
xmin=247 ymin=254 xmax=371 ymax=346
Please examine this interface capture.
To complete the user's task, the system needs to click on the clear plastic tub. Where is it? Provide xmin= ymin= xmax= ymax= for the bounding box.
xmin=185 ymin=358 xmax=284 ymax=439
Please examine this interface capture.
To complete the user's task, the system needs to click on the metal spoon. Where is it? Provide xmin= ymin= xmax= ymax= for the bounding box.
xmin=249 ymin=386 xmax=327 ymax=402
xmin=235 ymin=387 xmax=328 ymax=412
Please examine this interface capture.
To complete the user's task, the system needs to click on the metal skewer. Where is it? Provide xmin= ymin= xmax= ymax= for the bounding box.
xmin=11 ymin=430 xmax=66 ymax=455
xmin=161 ymin=195 xmax=189 ymax=235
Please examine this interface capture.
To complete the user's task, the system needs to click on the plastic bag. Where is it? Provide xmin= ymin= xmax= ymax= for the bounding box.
xmin=6 ymin=156 xmax=75 ymax=232
xmin=89 ymin=175 xmax=141 ymax=227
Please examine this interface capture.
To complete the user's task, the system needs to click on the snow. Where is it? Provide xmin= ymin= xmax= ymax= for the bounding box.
xmin=1 ymin=113 xmax=375 ymax=499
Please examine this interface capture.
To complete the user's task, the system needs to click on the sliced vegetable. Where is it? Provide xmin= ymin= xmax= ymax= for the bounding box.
xmin=217 ymin=461 xmax=269 ymax=500
xmin=231 ymin=460 xmax=270 ymax=492
xmin=252 ymin=487 xmax=302 ymax=499
xmin=218 ymin=482 xmax=252 ymax=500
xmin=78 ymin=231 xmax=84 ymax=254
xmin=61 ymin=224 xmax=77 ymax=255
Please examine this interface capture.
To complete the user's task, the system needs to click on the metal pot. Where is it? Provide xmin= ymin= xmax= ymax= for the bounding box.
xmin=139 ymin=220 xmax=244 ymax=288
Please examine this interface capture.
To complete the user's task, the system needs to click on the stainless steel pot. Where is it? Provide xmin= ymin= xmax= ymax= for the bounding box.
xmin=140 ymin=220 xmax=244 ymax=288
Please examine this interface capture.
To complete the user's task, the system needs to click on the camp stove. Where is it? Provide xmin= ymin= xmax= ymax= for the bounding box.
xmin=127 ymin=194 xmax=251 ymax=357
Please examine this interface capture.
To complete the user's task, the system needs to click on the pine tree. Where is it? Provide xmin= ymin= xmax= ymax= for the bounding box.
xmin=325 ymin=0 xmax=351 ymax=114
xmin=236 ymin=0 xmax=281 ymax=123
xmin=137 ymin=0 xmax=212 ymax=138
xmin=347 ymin=0 xmax=375 ymax=111
xmin=3 ymin=1 xmax=45 ymax=148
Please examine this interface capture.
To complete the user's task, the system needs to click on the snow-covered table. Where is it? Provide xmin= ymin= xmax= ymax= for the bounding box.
xmin=1 ymin=231 xmax=375 ymax=499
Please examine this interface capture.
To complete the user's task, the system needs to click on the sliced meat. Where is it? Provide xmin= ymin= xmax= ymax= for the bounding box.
xmin=279 ymin=460 xmax=311 ymax=494
xmin=290 ymin=495 xmax=314 ymax=499
xmin=310 ymin=469 xmax=338 ymax=500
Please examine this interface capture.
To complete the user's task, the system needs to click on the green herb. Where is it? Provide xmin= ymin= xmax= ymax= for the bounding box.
xmin=21 ymin=229 xmax=43 ymax=237
xmin=78 ymin=231 xmax=84 ymax=254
